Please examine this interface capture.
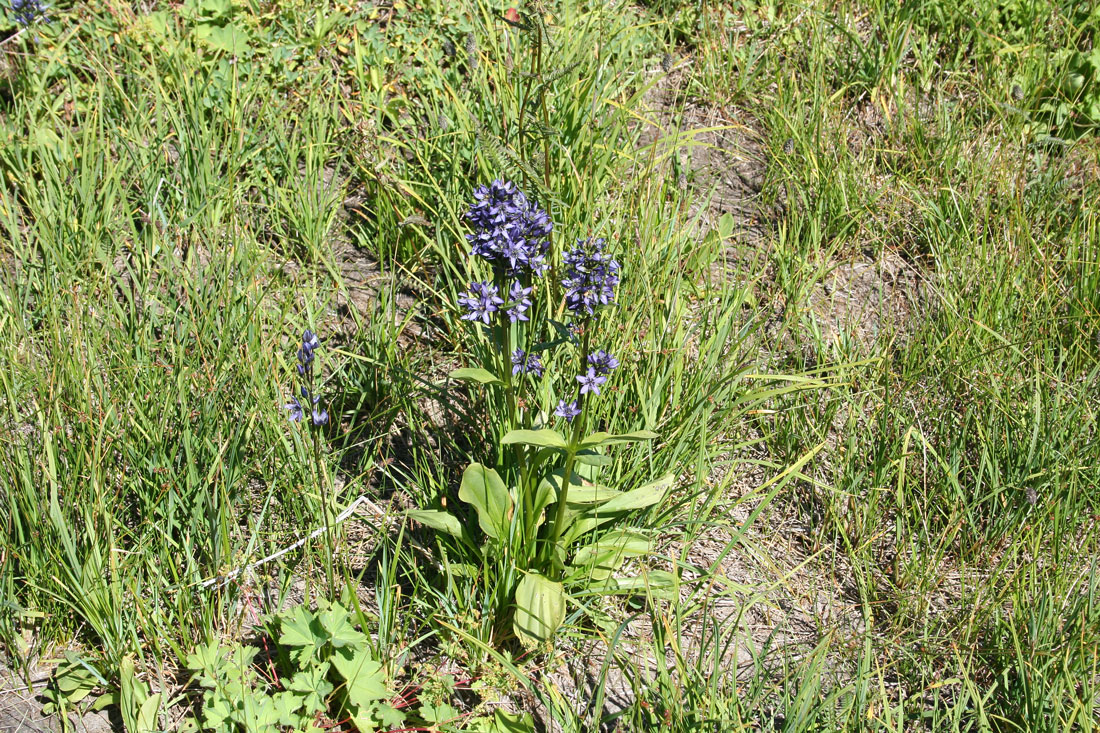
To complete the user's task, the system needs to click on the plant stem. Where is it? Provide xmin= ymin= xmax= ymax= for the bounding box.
xmin=542 ymin=326 xmax=590 ymax=569
xmin=313 ymin=426 xmax=335 ymax=602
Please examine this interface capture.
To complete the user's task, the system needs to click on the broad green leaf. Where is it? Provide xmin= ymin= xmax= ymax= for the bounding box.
xmin=407 ymin=509 xmax=463 ymax=538
xmin=564 ymin=474 xmax=674 ymax=543
xmin=445 ymin=562 xmax=479 ymax=577
xmin=575 ymin=447 xmax=612 ymax=468
xmin=579 ymin=430 xmax=659 ymax=449
xmin=457 ymin=463 xmax=512 ymax=540
xmin=539 ymin=468 xmax=618 ymax=505
xmin=569 ymin=530 xmax=652 ymax=582
xmin=572 ymin=530 xmax=652 ymax=566
xmin=51 ymin=655 xmax=100 ymax=703
xmin=90 ymin=692 xmax=118 ymax=712
xmin=531 ymin=478 xmax=557 ymax=525
xmin=420 ymin=701 xmax=460 ymax=724
xmin=287 ymin=662 xmax=332 ymax=715
xmin=501 ymin=428 xmax=569 ymax=450
xmin=194 ymin=23 xmax=251 ymax=55
xmin=185 ymin=641 xmax=223 ymax=683
xmin=277 ymin=605 xmax=325 ymax=665
xmin=272 ymin=691 xmax=305 ymax=728
xmin=533 ymin=469 xmax=577 ymax=502
xmin=375 ymin=702 xmax=407 ymax=728
xmin=318 ymin=602 xmax=367 ymax=648
xmin=120 ymin=655 xmax=157 ymax=733
xmin=586 ymin=570 xmax=679 ymax=599
xmin=492 ymin=710 xmax=536 ymax=732
xmin=241 ymin=693 xmax=281 ymax=731
xmin=331 ymin=646 xmax=387 ymax=708
xmin=595 ymin=473 xmax=673 ymax=513
xmin=565 ymin=484 xmax=621 ymax=504
xmin=467 ymin=710 xmax=536 ymax=733
xmin=136 ymin=694 xmax=162 ymax=733
xmin=449 ymin=367 xmax=503 ymax=385
xmin=513 ymin=573 xmax=565 ymax=646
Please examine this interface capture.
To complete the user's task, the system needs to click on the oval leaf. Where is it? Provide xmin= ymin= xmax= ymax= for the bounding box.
xmin=513 ymin=572 xmax=565 ymax=646
xmin=458 ymin=463 xmax=512 ymax=540
xmin=407 ymin=509 xmax=463 ymax=538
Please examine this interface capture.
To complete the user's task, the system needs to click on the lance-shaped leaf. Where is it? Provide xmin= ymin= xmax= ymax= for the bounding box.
xmin=585 ymin=569 xmax=679 ymax=600
xmin=579 ymin=430 xmax=659 ymax=449
xmin=449 ymin=367 xmax=503 ymax=385
xmin=513 ymin=572 xmax=565 ymax=646
xmin=575 ymin=448 xmax=613 ymax=467
xmin=458 ymin=463 xmax=512 ymax=540
xmin=501 ymin=428 xmax=569 ymax=450
xmin=569 ymin=529 xmax=652 ymax=581
xmin=538 ymin=468 xmax=618 ymax=505
xmin=564 ymin=473 xmax=675 ymax=543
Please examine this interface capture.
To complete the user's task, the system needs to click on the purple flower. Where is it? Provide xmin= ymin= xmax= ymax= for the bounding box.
xmin=587 ymin=350 xmax=619 ymax=376
xmin=458 ymin=281 xmax=504 ymax=324
xmin=297 ymin=330 xmax=319 ymax=369
xmin=510 ymin=348 xmax=544 ymax=378
xmin=555 ymin=399 xmax=581 ymax=422
xmin=465 ymin=180 xmax=553 ymax=276
xmin=505 ymin=281 xmax=533 ymax=323
xmin=11 ymin=0 xmax=47 ymax=26
xmin=576 ymin=367 xmax=607 ymax=396
xmin=287 ymin=328 xmax=328 ymax=428
xmin=285 ymin=395 xmax=304 ymax=422
xmin=562 ymin=238 xmax=620 ymax=317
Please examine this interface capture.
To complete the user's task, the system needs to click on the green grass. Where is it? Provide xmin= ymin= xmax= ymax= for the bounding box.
xmin=1 ymin=0 xmax=1098 ymax=730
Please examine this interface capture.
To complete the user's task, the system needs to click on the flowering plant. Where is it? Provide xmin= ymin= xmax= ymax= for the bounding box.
xmin=284 ymin=328 xmax=337 ymax=598
xmin=410 ymin=181 xmax=670 ymax=646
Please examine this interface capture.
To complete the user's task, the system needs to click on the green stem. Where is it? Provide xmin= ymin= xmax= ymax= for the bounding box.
xmin=541 ymin=326 xmax=591 ymax=570
xmin=313 ymin=427 xmax=335 ymax=602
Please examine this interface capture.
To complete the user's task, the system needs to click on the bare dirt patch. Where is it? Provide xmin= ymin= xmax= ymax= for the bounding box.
xmin=806 ymin=252 xmax=929 ymax=348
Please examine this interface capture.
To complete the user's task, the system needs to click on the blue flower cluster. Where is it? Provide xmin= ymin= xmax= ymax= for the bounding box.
xmin=10 ymin=0 xmax=46 ymax=26
xmin=456 ymin=183 xmax=624 ymax=425
xmin=554 ymin=399 xmax=581 ymax=422
xmin=286 ymin=329 xmax=329 ymax=426
xmin=460 ymin=180 xmax=553 ymax=327
xmin=562 ymin=238 xmax=620 ymax=317
xmin=511 ymin=349 xmax=544 ymax=377
xmin=555 ymin=350 xmax=619 ymax=422
xmin=587 ymin=349 xmax=620 ymax=375
xmin=458 ymin=281 xmax=503 ymax=325
xmin=465 ymin=180 xmax=553 ymax=275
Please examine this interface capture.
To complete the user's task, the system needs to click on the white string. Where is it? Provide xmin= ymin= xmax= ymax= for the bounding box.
xmin=197 ymin=495 xmax=391 ymax=589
